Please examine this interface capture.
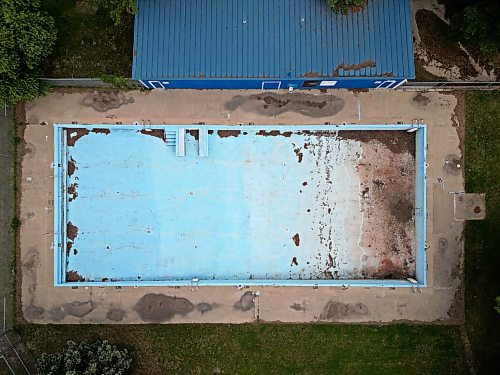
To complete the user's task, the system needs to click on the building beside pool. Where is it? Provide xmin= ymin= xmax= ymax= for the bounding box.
xmin=132 ymin=0 xmax=415 ymax=90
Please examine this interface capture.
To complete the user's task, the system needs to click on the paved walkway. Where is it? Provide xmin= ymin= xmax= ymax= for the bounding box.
xmin=0 ymin=107 xmax=14 ymax=331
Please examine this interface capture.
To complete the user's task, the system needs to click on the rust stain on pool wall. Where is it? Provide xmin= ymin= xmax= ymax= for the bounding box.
xmin=67 ymin=129 xmax=89 ymax=147
xmin=139 ymin=129 xmax=165 ymax=141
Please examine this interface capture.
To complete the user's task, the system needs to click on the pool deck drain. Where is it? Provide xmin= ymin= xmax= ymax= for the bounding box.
xmin=20 ymin=89 xmax=464 ymax=323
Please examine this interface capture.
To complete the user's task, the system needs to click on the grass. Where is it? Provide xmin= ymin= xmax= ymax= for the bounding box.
xmin=41 ymin=0 xmax=133 ymax=78
xmin=464 ymin=90 xmax=500 ymax=373
xmin=17 ymin=324 xmax=466 ymax=374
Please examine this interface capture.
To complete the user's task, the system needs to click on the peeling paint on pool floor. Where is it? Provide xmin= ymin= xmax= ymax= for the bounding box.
xmin=53 ymin=124 xmax=426 ymax=287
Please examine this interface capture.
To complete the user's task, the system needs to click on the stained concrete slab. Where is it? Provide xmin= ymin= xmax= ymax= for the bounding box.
xmin=20 ymin=89 xmax=465 ymax=323
xmin=454 ymin=193 xmax=486 ymax=221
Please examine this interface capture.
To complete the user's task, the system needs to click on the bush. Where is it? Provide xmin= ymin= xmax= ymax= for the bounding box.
xmin=36 ymin=340 xmax=132 ymax=375
xmin=0 ymin=0 xmax=57 ymax=106
xmin=328 ymin=0 xmax=364 ymax=14
xmin=88 ymin=0 xmax=137 ymax=26
xmin=449 ymin=1 xmax=499 ymax=56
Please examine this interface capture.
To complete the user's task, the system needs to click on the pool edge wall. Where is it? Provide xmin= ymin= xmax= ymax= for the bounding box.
xmin=53 ymin=124 xmax=427 ymax=288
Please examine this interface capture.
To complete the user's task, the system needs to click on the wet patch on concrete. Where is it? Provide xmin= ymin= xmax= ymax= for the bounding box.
xmin=50 ymin=301 xmax=94 ymax=320
xmin=82 ymin=91 xmax=134 ymax=112
xmin=67 ymin=129 xmax=89 ymax=147
xmin=411 ymin=93 xmax=431 ymax=108
xmin=22 ymin=248 xmax=39 ymax=271
xmin=438 ymin=237 xmax=448 ymax=253
xmin=320 ymin=301 xmax=369 ymax=320
xmin=443 ymin=155 xmax=462 ymax=175
xmin=290 ymin=302 xmax=306 ymax=312
xmin=135 ymin=294 xmax=194 ymax=322
xmin=217 ymin=130 xmax=241 ymax=138
xmin=196 ymin=302 xmax=218 ymax=315
xmin=24 ymin=304 xmax=45 ymax=320
xmin=25 ymin=143 xmax=36 ymax=159
xmin=233 ymin=291 xmax=255 ymax=312
xmin=50 ymin=307 xmax=66 ymax=322
xmin=107 ymin=308 xmax=126 ymax=322
xmin=224 ymin=93 xmax=345 ymax=118
xmin=139 ymin=129 xmax=165 ymax=141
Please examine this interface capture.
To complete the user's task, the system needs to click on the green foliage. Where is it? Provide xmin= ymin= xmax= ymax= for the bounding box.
xmin=88 ymin=0 xmax=137 ymax=26
xmin=495 ymin=296 xmax=500 ymax=314
xmin=101 ymin=74 xmax=133 ymax=89
xmin=449 ymin=1 xmax=499 ymax=56
xmin=0 ymin=0 xmax=57 ymax=106
xmin=10 ymin=216 xmax=20 ymax=231
xmin=465 ymin=91 xmax=500 ymax=372
xmin=327 ymin=0 xmax=364 ymax=14
xmin=36 ymin=340 xmax=132 ymax=375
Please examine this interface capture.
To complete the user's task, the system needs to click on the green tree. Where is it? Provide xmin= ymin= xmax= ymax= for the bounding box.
xmin=328 ymin=0 xmax=364 ymax=14
xmin=88 ymin=0 xmax=137 ymax=26
xmin=36 ymin=340 xmax=132 ymax=375
xmin=0 ymin=0 xmax=57 ymax=106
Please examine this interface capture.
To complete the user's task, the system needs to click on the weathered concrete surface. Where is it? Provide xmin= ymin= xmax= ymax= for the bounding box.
xmin=20 ymin=89 xmax=464 ymax=323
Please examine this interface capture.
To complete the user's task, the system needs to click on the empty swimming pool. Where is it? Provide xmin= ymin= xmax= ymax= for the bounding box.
xmin=53 ymin=124 xmax=426 ymax=287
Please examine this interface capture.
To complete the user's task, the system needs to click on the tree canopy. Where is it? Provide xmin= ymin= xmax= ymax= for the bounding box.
xmin=89 ymin=0 xmax=137 ymax=26
xmin=328 ymin=0 xmax=364 ymax=14
xmin=0 ymin=0 xmax=57 ymax=106
xmin=36 ymin=340 xmax=132 ymax=375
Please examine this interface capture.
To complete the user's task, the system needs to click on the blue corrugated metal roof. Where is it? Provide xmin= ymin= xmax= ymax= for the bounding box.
xmin=133 ymin=0 xmax=415 ymax=80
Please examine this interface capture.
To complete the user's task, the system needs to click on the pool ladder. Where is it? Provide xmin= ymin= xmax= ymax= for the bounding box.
xmin=175 ymin=128 xmax=208 ymax=157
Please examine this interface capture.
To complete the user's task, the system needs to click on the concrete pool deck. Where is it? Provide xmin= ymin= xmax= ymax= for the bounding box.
xmin=20 ymin=89 xmax=464 ymax=323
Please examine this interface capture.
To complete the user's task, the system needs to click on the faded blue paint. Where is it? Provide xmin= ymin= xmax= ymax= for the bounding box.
xmin=132 ymin=0 xmax=415 ymax=89
xmin=415 ymin=125 xmax=427 ymax=286
xmin=53 ymin=124 xmax=427 ymax=287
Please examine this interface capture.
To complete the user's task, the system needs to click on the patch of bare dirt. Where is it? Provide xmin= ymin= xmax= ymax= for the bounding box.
xmin=356 ymin=138 xmax=416 ymax=279
xmin=416 ymin=9 xmax=477 ymax=78
xmin=338 ymin=130 xmax=416 ymax=156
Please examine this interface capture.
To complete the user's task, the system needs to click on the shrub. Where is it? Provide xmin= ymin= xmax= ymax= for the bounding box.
xmin=328 ymin=0 xmax=364 ymax=14
xmin=0 ymin=0 xmax=57 ymax=106
xmin=36 ymin=340 xmax=132 ymax=375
